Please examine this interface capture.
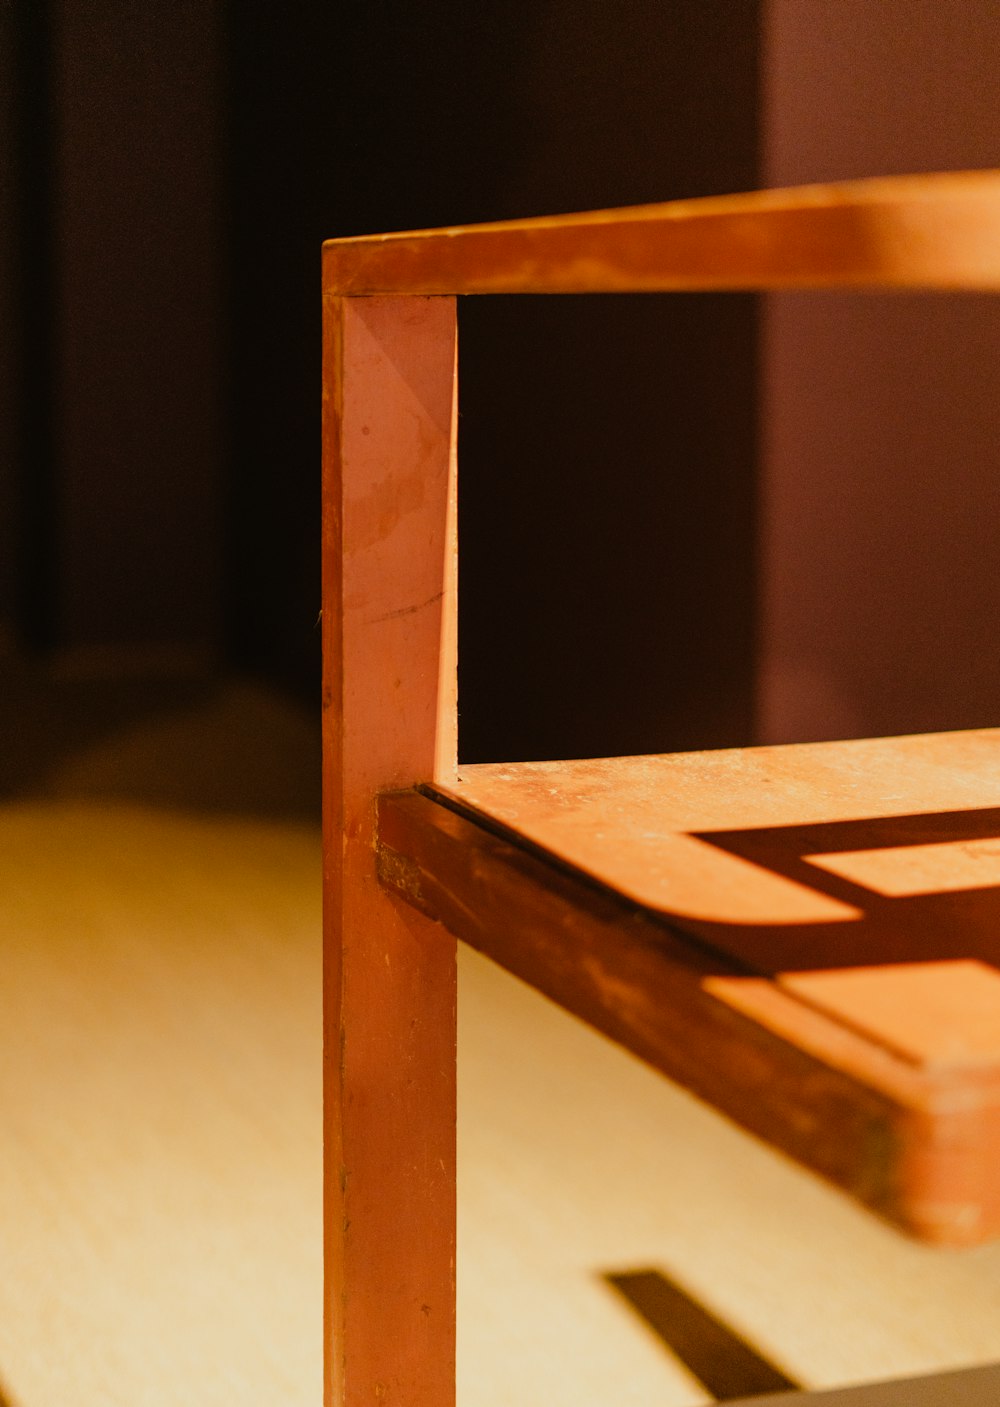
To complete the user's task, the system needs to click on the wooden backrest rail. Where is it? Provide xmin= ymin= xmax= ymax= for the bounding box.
xmin=324 ymin=169 xmax=1000 ymax=295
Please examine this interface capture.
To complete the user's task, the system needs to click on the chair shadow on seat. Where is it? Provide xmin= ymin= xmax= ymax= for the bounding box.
xmin=692 ymin=804 xmax=1000 ymax=975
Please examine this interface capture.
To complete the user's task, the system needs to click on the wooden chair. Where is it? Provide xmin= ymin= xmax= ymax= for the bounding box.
xmin=321 ymin=170 xmax=1000 ymax=1407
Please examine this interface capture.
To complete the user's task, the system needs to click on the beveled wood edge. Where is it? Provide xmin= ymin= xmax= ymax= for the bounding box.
xmin=323 ymin=169 xmax=1000 ymax=294
xmin=377 ymin=786 xmax=1000 ymax=1245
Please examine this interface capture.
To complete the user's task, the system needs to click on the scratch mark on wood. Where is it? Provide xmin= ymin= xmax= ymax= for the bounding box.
xmin=372 ymin=590 xmax=444 ymax=624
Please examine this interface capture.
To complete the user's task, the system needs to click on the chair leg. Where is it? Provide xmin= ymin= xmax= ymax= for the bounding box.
xmin=322 ymin=293 xmax=459 ymax=1407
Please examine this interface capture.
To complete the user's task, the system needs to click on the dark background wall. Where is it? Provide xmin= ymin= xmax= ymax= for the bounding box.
xmin=54 ymin=0 xmax=225 ymax=659
xmin=9 ymin=0 xmax=224 ymax=664
xmin=3 ymin=0 xmax=761 ymax=763
xmin=761 ymin=0 xmax=1000 ymax=745
xmin=0 ymin=2 xmax=16 ymax=651
xmin=229 ymin=0 xmax=763 ymax=760
xmin=5 ymin=3 xmax=999 ymax=768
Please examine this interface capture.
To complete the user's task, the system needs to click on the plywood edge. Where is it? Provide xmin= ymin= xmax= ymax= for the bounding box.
xmin=323 ymin=169 xmax=1000 ymax=295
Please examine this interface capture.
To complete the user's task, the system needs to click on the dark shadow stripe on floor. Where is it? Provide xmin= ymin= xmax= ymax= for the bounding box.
xmin=603 ymin=1267 xmax=801 ymax=1400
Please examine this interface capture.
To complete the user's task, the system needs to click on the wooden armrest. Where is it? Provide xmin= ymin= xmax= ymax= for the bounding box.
xmin=377 ymin=729 xmax=1000 ymax=1245
xmin=324 ymin=169 xmax=1000 ymax=295
xmin=322 ymin=215 xmax=1000 ymax=1401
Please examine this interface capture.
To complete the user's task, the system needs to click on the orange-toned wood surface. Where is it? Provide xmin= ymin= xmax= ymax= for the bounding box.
xmin=323 ymin=170 xmax=1000 ymax=296
xmin=322 ymin=295 xmax=458 ymax=1406
xmin=376 ymin=730 xmax=1000 ymax=1244
xmin=324 ymin=171 xmax=1000 ymax=1405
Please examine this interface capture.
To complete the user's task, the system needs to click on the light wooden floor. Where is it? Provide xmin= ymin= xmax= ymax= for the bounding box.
xmin=2 ymin=662 xmax=1000 ymax=1405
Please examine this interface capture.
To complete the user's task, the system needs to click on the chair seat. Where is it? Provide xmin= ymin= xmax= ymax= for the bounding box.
xmin=377 ymin=728 xmax=1000 ymax=1245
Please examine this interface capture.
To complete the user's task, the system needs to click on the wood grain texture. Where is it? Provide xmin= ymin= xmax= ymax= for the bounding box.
xmin=448 ymin=731 xmax=1000 ymax=986
xmin=377 ymin=729 xmax=1000 ymax=1244
xmin=3 ymin=787 xmax=998 ymax=1406
xmin=0 ymin=799 xmax=322 ymax=1407
xmin=322 ymin=295 xmax=458 ymax=1406
xmin=323 ymin=170 xmax=1000 ymax=295
xmin=457 ymin=937 xmax=1000 ymax=1403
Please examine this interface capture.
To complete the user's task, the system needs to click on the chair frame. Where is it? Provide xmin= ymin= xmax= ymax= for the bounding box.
xmin=322 ymin=171 xmax=1000 ymax=1407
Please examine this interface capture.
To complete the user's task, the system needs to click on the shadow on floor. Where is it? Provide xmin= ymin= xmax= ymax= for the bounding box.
xmin=0 ymin=656 xmax=319 ymax=820
xmin=603 ymin=1268 xmax=801 ymax=1401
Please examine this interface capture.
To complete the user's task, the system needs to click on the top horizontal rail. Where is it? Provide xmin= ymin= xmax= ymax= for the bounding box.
xmin=323 ymin=170 xmax=1000 ymax=295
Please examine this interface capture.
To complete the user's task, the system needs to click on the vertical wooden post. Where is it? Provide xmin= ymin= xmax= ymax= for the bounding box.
xmin=322 ymin=295 xmax=458 ymax=1407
